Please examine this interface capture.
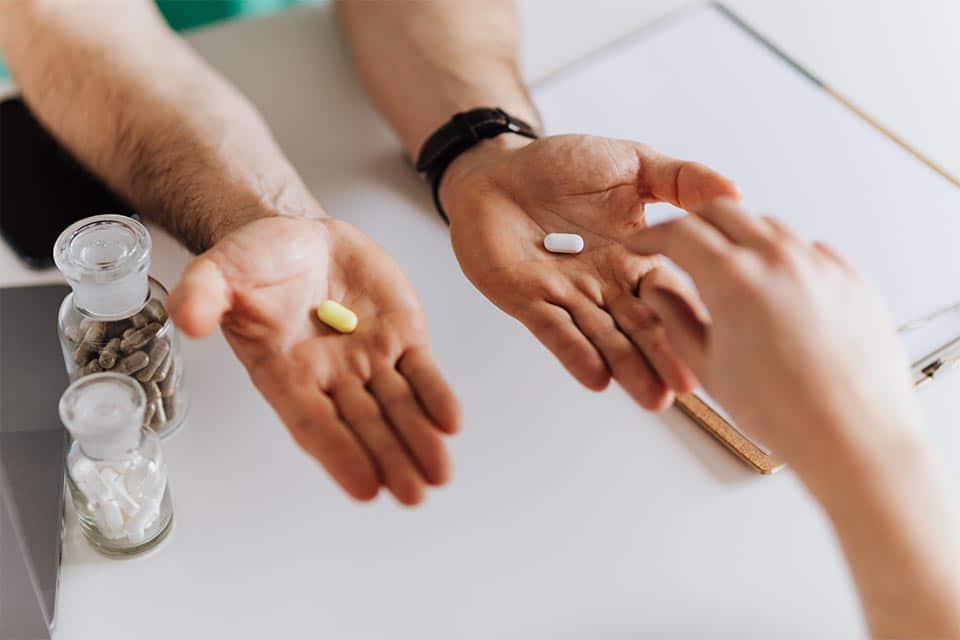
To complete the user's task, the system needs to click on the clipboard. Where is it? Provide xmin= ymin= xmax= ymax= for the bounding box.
xmin=532 ymin=3 xmax=960 ymax=474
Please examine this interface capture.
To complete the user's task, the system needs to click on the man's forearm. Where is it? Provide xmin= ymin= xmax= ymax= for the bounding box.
xmin=0 ymin=0 xmax=319 ymax=253
xmin=336 ymin=0 xmax=540 ymax=159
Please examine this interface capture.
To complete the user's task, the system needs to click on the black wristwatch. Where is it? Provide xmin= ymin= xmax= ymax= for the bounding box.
xmin=415 ymin=107 xmax=538 ymax=224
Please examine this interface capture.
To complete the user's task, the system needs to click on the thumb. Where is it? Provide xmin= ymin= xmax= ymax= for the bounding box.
xmin=634 ymin=144 xmax=740 ymax=209
xmin=639 ymin=267 xmax=711 ymax=379
xmin=167 ymin=255 xmax=232 ymax=338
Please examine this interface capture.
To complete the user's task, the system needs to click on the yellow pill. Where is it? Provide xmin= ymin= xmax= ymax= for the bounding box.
xmin=315 ymin=300 xmax=358 ymax=334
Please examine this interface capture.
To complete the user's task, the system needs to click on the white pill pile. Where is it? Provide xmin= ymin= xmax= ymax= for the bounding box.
xmin=69 ymin=451 xmax=167 ymax=543
xmin=544 ymin=232 xmax=584 ymax=254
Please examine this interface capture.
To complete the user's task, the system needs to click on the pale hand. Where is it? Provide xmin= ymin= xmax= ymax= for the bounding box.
xmin=440 ymin=134 xmax=740 ymax=410
xmin=168 ymin=215 xmax=461 ymax=505
xmin=626 ymin=199 xmax=922 ymax=472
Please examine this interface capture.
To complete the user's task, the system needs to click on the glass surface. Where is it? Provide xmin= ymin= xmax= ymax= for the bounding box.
xmin=53 ymin=214 xmax=150 ymax=284
xmin=54 ymin=215 xmax=151 ymax=319
xmin=59 ymin=373 xmax=145 ymax=459
xmin=65 ymin=430 xmax=174 ymax=558
xmin=58 ymin=278 xmax=189 ymax=439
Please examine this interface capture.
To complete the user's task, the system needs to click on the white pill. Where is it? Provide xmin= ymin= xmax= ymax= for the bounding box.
xmin=124 ymin=466 xmax=147 ymax=497
xmin=71 ymin=459 xmax=101 ymax=502
xmin=142 ymin=467 xmax=167 ymax=502
xmin=106 ymin=460 xmax=132 ymax=474
xmin=97 ymin=500 xmax=125 ymax=539
xmin=127 ymin=499 xmax=161 ymax=536
xmin=125 ymin=525 xmax=146 ymax=544
xmin=110 ymin=479 xmax=140 ymax=513
xmin=544 ymin=233 xmax=584 ymax=254
xmin=72 ymin=457 xmax=96 ymax=480
xmin=97 ymin=468 xmax=120 ymax=501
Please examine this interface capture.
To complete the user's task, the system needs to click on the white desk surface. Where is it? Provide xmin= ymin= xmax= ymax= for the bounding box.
xmin=1 ymin=2 xmax=957 ymax=638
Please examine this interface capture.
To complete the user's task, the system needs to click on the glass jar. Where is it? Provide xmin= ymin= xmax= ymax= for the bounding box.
xmin=60 ymin=373 xmax=174 ymax=557
xmin=54 ymin=215 xmax=188 ymax=438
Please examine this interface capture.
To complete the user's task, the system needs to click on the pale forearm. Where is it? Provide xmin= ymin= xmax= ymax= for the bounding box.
xmin=0 ymin=0 xmax=318 ymax=253
xmin=802 ymin=426 xmax=960 ymax=638
xmin=336 ymin=0 xmax=540 ymax=159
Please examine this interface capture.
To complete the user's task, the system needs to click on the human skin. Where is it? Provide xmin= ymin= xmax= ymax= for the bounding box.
xmin=338 ymin=0 xmax=740 ymax=411
xmin=0 ymin=0 xmax=460 ymax=505
xmin=626 ymin=199 xmax=960 ymax=639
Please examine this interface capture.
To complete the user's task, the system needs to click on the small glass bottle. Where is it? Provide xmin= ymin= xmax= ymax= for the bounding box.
xmin=54 ymin=214 xmax=188 ymax=438
xmin=60 ymin=373 xmax=174 ymax=557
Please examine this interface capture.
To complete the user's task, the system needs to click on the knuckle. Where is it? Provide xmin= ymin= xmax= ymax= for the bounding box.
xmin=607 ymin=354 xmax=634 ymax=374
xmin=708 ymin=247 xmax=742 ymax=275
xmin=673 ymin=215 xmax=699 ymax=237
xmin=605 ymin=345 xmax=637 ymax=371
xmin=716 ymin=252 xmax=761 ymax=293
xmin=351 ymin=403 xmax=386 ymax=428
xmin=634 ymin=142 xmax=656 ymax=157
xmin=762 ymin=242 xmax=793 ymax=266
xmin=370 ymin=329 xmax=401 ymax=360
xmin=379 ymin=391 xmax=410 ymax=414
xmin=538 ymin=277 xmax=576 ymax=305
xmin=626 ymin=303 xmax=662 ymax=335
xmin=552 ymin=331 xmax=583 ymax=355
xmin=379 ymin=441 xmax=413 ymax=470
xmin=346 ymin=349 xmax=372 ymax=380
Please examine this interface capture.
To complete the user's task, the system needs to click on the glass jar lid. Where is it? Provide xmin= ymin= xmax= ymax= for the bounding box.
xmin=59 ymin=373 xmax=146 ymax=460
xmin=53 ymin=215 xmax=152 ymax=319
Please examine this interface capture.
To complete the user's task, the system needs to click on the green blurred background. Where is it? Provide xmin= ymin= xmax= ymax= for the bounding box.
xmin=1 ymin=0 xmax=314 ymax=79
xmin=157 ymin=0 xmax=310 ymax=32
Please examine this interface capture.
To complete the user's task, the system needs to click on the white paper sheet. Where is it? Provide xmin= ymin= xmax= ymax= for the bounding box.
xmin=533 ymin=4 xmax=960 ymax=434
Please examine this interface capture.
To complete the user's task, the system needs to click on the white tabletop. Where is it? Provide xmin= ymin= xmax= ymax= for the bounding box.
xmin=2 ymin=2 xmax=957 ymax=638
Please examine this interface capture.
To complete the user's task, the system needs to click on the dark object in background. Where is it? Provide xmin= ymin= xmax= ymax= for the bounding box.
xmin=0 ymin=97 xmax=133 ymax=268
xmin=0 ymin=284 xmax=71 ymax=640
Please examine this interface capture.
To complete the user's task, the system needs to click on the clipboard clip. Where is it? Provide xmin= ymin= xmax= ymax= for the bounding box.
xmin=900 ymin=300 xmax=960 ymax=387
xmin=912 ymin=337 xmax=960 ymax=387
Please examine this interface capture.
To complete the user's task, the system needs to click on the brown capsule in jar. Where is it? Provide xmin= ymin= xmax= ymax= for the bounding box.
xmin=120 ymin=322 xmax=162 ymax=354
xmin=72 ymin=322 xmax=107 ymax=364
xmin=130 ymin=313 xmax=148 ymax=328
xmin=64 ymin=325 xmax=84 ymax=345
xmin=115 ymin=351 xmax=149 ymax=375
xmin=151 ymin=349 xmax=173 ymax=382
xmin=143 ymin=381 xmax=161 ymax=403
xmin=79 ymin=359 xmax=103 ymax=377
xmin=142 ymin=400 xmax=157 ymax=427
xmin=98 ymin=338 xmax=122 ymax=369
xmin=122 ymin=327 xmax=136 ymax=340
xmin=159 ymin=357 xmax=180 ymax=398
xmin=143 ymin=299 xmax=168 ymax=324
xmin=162 ymin=394 xmax=177 ymax=421
xmin=105 ymin=319 xmax=130 ymax=339
xmin=135 ymin=338 xmax=170 ymax=382
xmin=73 ymin=342 xmax=96 ymax=366
xmin=149 ymin=398 xmax=166 ymax=429
xmin=83 ymin=322 xmax=106 ymax=342
xmin=141 ymin=382 xmax=161 ymax=402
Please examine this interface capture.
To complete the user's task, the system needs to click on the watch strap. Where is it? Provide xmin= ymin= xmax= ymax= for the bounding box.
xmin=415 ymin=107 xmax=538 ymax=224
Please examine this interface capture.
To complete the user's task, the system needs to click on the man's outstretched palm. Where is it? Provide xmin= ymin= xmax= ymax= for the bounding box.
xmin=168 ymin=216 xmax=460 ymax=505
xmin=442 ymin=134 xmax=739 ymax=409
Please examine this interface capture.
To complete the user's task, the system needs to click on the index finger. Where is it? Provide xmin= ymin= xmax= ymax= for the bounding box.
xmin=622 ymin=214 xmax=734 ymax=284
